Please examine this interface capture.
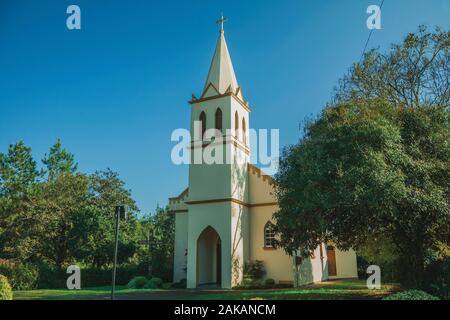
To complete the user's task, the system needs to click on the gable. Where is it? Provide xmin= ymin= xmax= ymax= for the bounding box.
xmin=201 ymin=82 xmax=220 ymax=99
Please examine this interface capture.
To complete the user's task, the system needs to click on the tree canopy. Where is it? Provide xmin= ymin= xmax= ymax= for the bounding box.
xmin=0 ymin=140 xmax=143 ymax=268
xmin=274 ymin=27 xmax=449 ymax=288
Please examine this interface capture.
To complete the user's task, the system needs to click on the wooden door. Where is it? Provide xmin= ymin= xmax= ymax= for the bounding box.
xmin=326 ymin=246 xmax=337 ymax=276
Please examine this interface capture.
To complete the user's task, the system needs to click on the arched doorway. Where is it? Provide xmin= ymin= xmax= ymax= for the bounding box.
xmin=196 ymin=226 xmax=222 ymax=287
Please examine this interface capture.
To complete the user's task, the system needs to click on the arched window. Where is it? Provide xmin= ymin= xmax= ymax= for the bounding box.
xmin=199 ymin=111 xmax=206 ymax=139
xmin=242 ymin=117 xmax=247 ymax=145
xmin=215 ymin=108 xmax=222 ymax=133
xmin=264 ymin=222 xmax=276 ymax=248
xmin=234 ymin=111 xmax=239 ymax=139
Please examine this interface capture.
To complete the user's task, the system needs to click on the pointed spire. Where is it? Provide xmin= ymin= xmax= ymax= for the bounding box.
xmin=202 ymin=15 xmax=239 ymax=96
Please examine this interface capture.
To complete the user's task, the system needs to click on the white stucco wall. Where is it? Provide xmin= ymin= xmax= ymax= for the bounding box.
xmin=328 ymin=248 xmax=358 ymax=279
xmin=186 ymin=202 xmax=232 ymax=288
xmin=173 ymin=212 xmax=188 ymax=282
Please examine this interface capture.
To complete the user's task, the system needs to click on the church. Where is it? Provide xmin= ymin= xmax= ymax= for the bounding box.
xmin=168 ymin=17 xmax=358 ymax=289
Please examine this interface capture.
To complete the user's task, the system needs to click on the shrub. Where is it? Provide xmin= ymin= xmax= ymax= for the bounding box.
xmin=383 ymin=290 xmax=439 ymax=300
xmin=0 ymin=260 xmax=39 ymax=290
xmin=171 ymin=278 xmax=187 ymax=289
xmin=145 ymin=277 xmax=163 ymax=289
xmin=424 ymin=257 xmax=450 ymax=300
xmin=36 ymin=264 xmax=68 ymax=289
xmin=244 ymin=261 xmax=266 ymax=280
xmin=237 ymin=261 xmax=266 ymax=289
xmin=264 ymin=278 xmax=275 ymax=287
xmin=127 ymin=276 xmax=148 ymax=289
xmin=36 ymin=264 xmax=140 ymax=289
xmin=0 ymin=275 xmax=13 ymax=300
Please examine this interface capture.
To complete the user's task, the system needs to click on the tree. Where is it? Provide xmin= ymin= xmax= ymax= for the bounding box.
xmin=334 ymin=26 xmax=449 ymax=108
xmin=0 ymin=141 xmax=39 ymax=198
xmin=0 ymin=141 xmax=40 ymax=260
xmin=68 ymin=169 xmax=141 ymax=267
xmin=42 ymin=139 xmax=78 ymax=181
xmin=25 ymin=174 xmax=90 ymax=266
xmin=275 ymin=26 xmax=449 ymax=288
xmin=274 ymin=98 xmax=449 ymax=288
xmin=0 ymin=141 xmax=143 ymax=268
xmin=144 ymin=206 xmax=174 ymax=281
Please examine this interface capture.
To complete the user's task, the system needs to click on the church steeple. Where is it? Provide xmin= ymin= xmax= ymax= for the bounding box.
xmin=202 ymin=15 xmax=240 ymax=96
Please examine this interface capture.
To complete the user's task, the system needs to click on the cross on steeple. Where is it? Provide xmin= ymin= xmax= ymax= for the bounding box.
xmin=216 ymin=13 xmax=228 ymax=33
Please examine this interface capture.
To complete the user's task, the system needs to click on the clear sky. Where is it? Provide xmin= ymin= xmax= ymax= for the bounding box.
xmin=1 ymin=0 xmax=449 ymax=215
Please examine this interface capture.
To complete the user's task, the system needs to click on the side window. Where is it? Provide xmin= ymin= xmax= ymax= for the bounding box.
xmin=215 ymin=108 xmax=223 ymax=133
xmin=264 ymin=222 xmax=276 ymax=248
xmin=242 ymin=117 xmax=247 ymax=145
xmin=199 ymin=111 xmax=206 ymax=139
xmin=234 ymin=111 xmax=239 ymax=139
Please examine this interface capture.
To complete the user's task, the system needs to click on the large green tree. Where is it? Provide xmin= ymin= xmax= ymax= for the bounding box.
xmin=0 ymin=141 xmax=40 ymax=260
xmin=68 ymin=169 xmax=142 ymax=267
xmin=26 ymin=174 xmax=90 ymax=266
xmin=274 ymin=27 xmax=449 ymax=288
xmin=0 ymin=141 xmax=142 ymax=268
xmin=275 ymin=99 xmax=449 ymax=288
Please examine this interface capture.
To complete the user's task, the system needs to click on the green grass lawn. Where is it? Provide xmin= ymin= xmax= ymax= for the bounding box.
xmin=13 ymin=280 xmax=400 ymax=300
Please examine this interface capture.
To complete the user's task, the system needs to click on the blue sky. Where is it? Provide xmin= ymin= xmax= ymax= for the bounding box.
xmin=1 ymin=0 xmax=449 ymax=215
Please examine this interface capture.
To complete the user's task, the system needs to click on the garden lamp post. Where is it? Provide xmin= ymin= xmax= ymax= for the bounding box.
xmin=111 ymin=204 xmax=128 ymax=300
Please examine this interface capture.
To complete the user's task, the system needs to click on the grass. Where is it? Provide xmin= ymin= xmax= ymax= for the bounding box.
xmin=13 ymin=279 xmax=400 ymax=300
xmin=12 ymin=285 xmax=164 ymax=300
xmin=197 ymin=280 xmax=399 ymax=300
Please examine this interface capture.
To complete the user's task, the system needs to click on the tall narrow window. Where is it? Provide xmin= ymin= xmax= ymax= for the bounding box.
xmin=242 ymin=117 xmax=247 ymax=145
xmin=215 ymin=108 xmax=222 ymax=133
xmin=234 ymin=111 xmax=239 ymax=139
xmin=199 ymin=111 xmax=206 ymax=139
xmin=264 ymin=222 xmax=276 ymax=248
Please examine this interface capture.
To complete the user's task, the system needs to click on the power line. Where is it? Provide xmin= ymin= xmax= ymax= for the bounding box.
xmin=360 ymin=0 xmax=385 ymax=63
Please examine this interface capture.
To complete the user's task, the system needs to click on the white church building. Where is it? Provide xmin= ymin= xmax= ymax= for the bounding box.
xmin=168 ymin=18 xmax=358 ymax=289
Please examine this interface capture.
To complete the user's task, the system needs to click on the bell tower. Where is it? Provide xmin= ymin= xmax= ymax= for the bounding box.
xmin=185 ymin=15 xmax=251 ymax=289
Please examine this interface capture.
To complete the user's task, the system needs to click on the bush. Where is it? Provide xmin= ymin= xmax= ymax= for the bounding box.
xmin=264 ymin=278 xmax=275 ymax=287
xmin=127 ymin=276 xmax=148 ymax=289
xmin=35 ymin=263 xmax=68 ymax=289
xmin=424 ymin=257 xmax=450 ymax=300
xmin=0 ymin=260 xmax=39 ymax=290
xmin=383 ymin=290 xmax=439 ymax=300
xmin=237 ymin=261 xmax=267 ymax=289
xmin=0 ymin=274 xmax=13 ymax=300
xmin=145 ymin=277 xmax=163 ymax=289
xmin=244 ymin=261 xmax=266 ymax=280
xmin=36 ymin=264 xmax=140 ymax=289
xmin=171 ymin=278 xmax=187 ymax=289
